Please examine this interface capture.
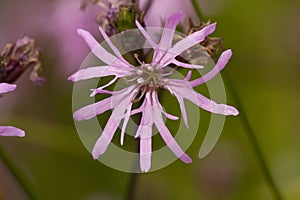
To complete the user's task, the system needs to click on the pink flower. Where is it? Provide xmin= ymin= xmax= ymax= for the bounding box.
xmin=141 ymin=0 xmax=200 ymax=30
xmin=0 ymin=83 xmax=25 ymax=137
xmin=69 ymin=11 xmax=238 ymax=172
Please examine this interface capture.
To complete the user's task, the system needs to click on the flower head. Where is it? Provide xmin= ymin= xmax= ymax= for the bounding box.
xmin=0 ymin=83 xmax=25 ymax=137
xmin=0 ymin=35 xmax=46 ymax=85
xmin=69 ymin=11 xmax=238 ymax=172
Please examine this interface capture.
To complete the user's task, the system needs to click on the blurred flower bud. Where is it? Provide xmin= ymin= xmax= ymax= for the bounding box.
xmin=81 ymin=0 xmax=143 ymax=36
xmin=0 ymin=35 xmax=46 ymax=85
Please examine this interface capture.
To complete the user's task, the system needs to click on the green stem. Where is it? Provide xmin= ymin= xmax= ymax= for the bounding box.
xmin=224 ymin=75 xmax=283 ymax=200
xmin=125 ymin=138 xmax=140 ymax=200
xmin=190 ymin=0 xmax=205 ymax=20
xmin=190 ymin=1 xmax=284 ymax=199
xmin=125 ymin=171 xmax=139 ymax=200
xmin=0 ymin=144 xmax=35 ymax=200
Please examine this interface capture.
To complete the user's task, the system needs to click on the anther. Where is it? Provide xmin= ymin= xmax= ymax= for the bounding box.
xmin=146 ymin=65 xmax=154 ymax=72
xmin=137 ymin=77 xmax=145 ymax=84
xmin=162 ymin=79 xmax=169 ymax=85
xmin=137 ymin=69 xmax=143 ymax=75
xmin=149 ymin=81 xmax=154 ymax=87
xmin=134 ymin=53 xmax=143 ymax=65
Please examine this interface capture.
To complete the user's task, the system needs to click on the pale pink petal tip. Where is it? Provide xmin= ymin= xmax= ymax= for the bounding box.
xmin=0 ymin=83 xmax=17 ymax=94
xmin=140 ymin=154 xmax=151 ymax=172
xmin=92 ymin=149 xmax=101 ymax=160
xmin=180 ymin=154 xmax=192 ymax=163
xmin=18 ymin=130 xmax=25 ymax=137
xmin=225 ymin=106 xmax=239 ymax=116
xmin=218 ymin=49 xmax=233 ymax=67
xmin=73 ymin=110 xmax=95 ymax=121
xmin=173 ymin=10 xmax=185 ymax=18
xmin=0 ymin=126 xmax=25 ymax=137
xmin=224 ymin=49 xmax=233 ymax=57
xmin=92 ymin=152 xmax=99 ymax=160
xmin=204 ymin=22 xmax=217 ymax=36
xmin=77 ymin=28 xmax=86 ymax=36
xmin=67 ymin=74 xmax=76 ymax=82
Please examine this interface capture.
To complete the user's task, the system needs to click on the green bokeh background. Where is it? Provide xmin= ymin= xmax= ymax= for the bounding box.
xmin=0 ymin=0 xmax=300 ymax=199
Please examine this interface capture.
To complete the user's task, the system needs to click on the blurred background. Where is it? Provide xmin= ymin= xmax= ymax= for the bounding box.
xmin=0 ymin=0 xmax=300 ymax=199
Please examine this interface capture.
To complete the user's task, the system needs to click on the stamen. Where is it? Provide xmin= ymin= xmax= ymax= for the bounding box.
xmin=146 ymin=65 xmax=154 ymax=72
xmin=162 ymin=71 xmax=173 ymax=77
xmin=122 ymin=75 xmax=139 ymax=84
xmin=149 ymin=81 xmax=154 ymax=88
xmin=90 ymin=76 xmax=118 ymax=96
xmin=137 ymin=69 xmax=143 ymax=75
xmin=133 ymin=86 xmax=147 ymax=103
xmin=162 ymin=79 xmax=169 ymax=85
xmin=134 ymin=53 xmax=144 ymax=65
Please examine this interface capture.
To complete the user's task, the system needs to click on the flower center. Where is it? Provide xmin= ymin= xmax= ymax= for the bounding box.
xmin=135 ymin=63 xmax=171 ymax=89
xmin=133 ymin=54 xmax=170 ymax=89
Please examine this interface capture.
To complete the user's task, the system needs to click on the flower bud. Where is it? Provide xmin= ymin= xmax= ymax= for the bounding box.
xmin=80 ymin=0 xmax=145 ymax=36
xmin=0 ymin=35 xmax=46 ymax=85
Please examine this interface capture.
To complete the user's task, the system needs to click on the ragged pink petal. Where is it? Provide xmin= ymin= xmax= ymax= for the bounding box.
xmin=135 ymin=92 xmax=154 ymax=172
xmin=185 ymin=71 xmax=193 ymax=81
xmin=167 ymin=78 xmax=239 ymax=117
xmin=90 ymin=76 xmax=118 ymax=97
xmin=196 ymin=93 xmax=239 ymax=116
xmin=120 ymin=103 xmax=133 ymax=145
xmin=89 ymin=89 xmax=115 ymax=95
xmin=68 ymin=66 xmax=128 ymax=82
xmin=159 ymin=11 xmax=185 ymax=50
xmin=74 ymin=85 xmax=138 ymax=121
xmin=77 ymin=29 xmax=118 ymax=65
xmin=0 ymin=126 xmax=25 ymax=137
xmin=154 ymin=117 xmax=192 ymax=163
xmin=73 ymin=98 xmax=112 ymax=121
xmin=159 ymin=23 xmax=216 ymax=66
xmin=135 ymin=20 xmax=159 ymax=50
xmin=98 ymin=26 xmax=132 ymax=66
xmin=175 ymin=96 xmax=189 ymax=128
xmin=190 ymin=49 xmax=233 ymax=87
xmin=161 ymin=110 xmax=179 ymax=120
xmin=139 ymin=126 xmax=152 ymax=172
xmin=172 ymin=59 xmax=204 ymax=69
xmin=92 ymin=113 xmax=122 ymax=159
xmin=152 ymin=93 xmax=192 ymax=163
xmin=0 ymin=83 xmax=17 ymax=94
xmin=153 ymin=93 xmax=179 ymax=121
xmin=92 ymin=87 xmax=140 ymax=159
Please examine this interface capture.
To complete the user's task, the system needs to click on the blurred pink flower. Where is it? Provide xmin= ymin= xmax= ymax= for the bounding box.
xmin=69 ymin=11 xmax=238 ymax=172
xmin=80 ymin=0 xmax=132 ymax=35
xmin=0 ymin=83 xmax=25 ymax=137
xmin=46 ymin=0 xmax=101 ymax=75
xmin=0 ymin=0 xmax=101 ymax=76
xmin=141 ymin=0 xmax=200 ymax=30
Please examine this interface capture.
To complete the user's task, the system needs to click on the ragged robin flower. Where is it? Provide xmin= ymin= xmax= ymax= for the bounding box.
xmin=69 ymin=11 xmax=239 ymax=172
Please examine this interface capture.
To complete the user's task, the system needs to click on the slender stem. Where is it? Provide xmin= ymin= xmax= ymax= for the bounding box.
xmin=0 ymin=144 xmax=35 ymax=200
xmin=224 ymin=75 xmax=283 ymax=200
xmin=190 ymin=0 xmax=205 ymax=20
xmin=125 ymin=171 xmax=139 ymax=200
xmin=190 ymin=1 xmax=284 ymax=199
xmin=125 ymin=138 xmax=140 ymax=200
